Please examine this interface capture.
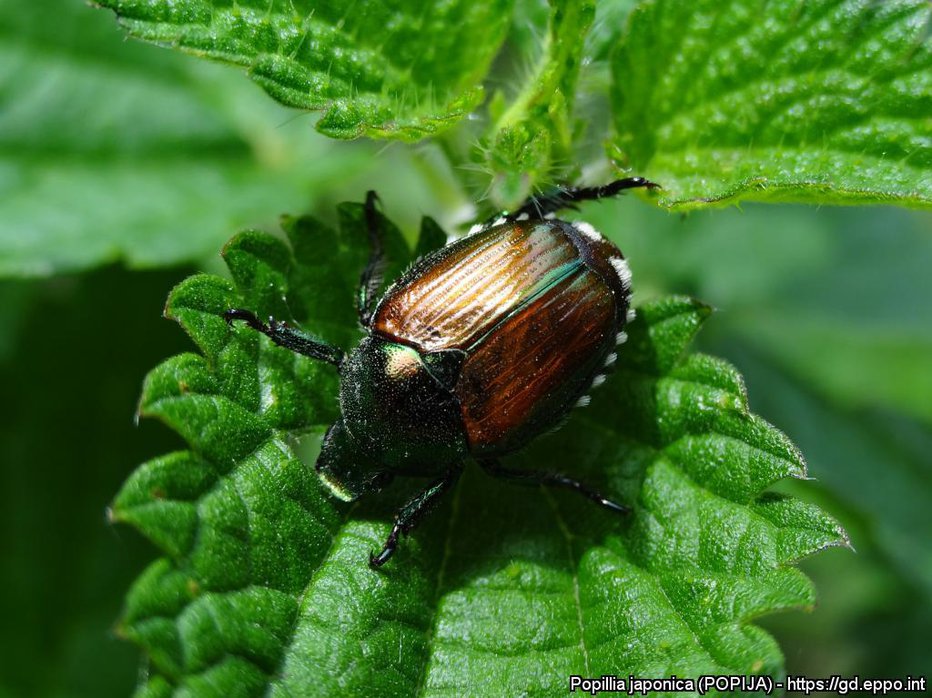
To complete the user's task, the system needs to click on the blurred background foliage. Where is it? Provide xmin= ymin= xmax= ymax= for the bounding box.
xmin=0 ymin=0 xmax=929 ymax=695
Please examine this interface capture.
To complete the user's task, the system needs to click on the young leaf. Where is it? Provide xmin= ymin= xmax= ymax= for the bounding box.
xmin=611 ymin=0 xmax=932 ymax=209
xmin=94 ymin=0 xmax=514 ymax=140
xmin=485 ymin=0 xmax=596 ymax=207
xmin=114 ymin=204 xmax=846 ymax=694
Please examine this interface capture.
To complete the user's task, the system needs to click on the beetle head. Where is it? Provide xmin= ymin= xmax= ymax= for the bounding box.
xmin=315 ymin=419 xmax=391 ymax=501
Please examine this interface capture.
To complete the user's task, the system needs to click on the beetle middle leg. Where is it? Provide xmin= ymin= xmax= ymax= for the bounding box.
xmin=224 ymin=309 xmax=344 ymax=366
xmin=370 ymin=466 xmax=462 ymax=568
xmin=510 ymin=177 xmax=660 ymax=221
xmin=478 ymin=458 xmax=630 ymax=514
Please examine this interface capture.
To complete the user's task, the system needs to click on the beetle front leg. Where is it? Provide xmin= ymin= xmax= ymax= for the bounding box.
xmin=479 ymin=458 xmax=630 ymax=514
xmin=369 ymin=466 xmax=462 ymax=568
xmin=510 ymin=177 xmax=660 ymax=221
xmin=224 ymin=309 xmax=344 ymax=366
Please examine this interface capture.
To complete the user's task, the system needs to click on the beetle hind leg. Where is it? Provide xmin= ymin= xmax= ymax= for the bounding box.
xmin=479 ymin=458 xmax=630 ymax=514
xmin=370 ymin=465 xmax=462 ymax=569
xmin=510 ymin=177 xmax=660 ymax=221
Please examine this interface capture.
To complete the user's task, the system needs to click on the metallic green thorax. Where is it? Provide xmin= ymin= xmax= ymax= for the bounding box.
xmin=315 ymin=337 xmax=469 ymax=501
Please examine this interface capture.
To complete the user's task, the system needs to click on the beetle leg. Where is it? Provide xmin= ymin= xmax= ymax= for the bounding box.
xmin=357 ymin=190 xmax=386 ymax=327
xmin=369 ymin=466 xmax=462 ymax=568
xmin=479 ymin=458 xmax=630 ymax=514
xmin=224 ymin=309 xmax=344 ymax=366
xmin=509 ymin=177 xmax=660 ymax=221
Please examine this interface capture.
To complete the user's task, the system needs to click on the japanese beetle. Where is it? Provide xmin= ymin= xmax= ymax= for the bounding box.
xmin=226 ymin=177 xmax=657 ymax=567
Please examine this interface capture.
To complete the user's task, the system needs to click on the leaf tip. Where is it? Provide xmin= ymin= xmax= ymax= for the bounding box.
xmin=828 ymin=522 xmax=854 ymax=553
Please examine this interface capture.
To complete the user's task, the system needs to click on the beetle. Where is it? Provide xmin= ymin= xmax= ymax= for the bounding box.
xmin=225 ymin=177 xmax=657 ymax=567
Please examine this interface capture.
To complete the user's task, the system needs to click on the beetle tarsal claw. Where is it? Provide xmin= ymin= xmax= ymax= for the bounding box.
xmin=599 ymin=498 xmax=631 ymax=514
xmin=224 ymin=308 xmax=264 ymax=331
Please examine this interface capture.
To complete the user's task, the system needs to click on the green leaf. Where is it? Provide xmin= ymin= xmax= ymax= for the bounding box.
xmin=94 ymin=0 xmax=514 ymax=141
xmin=722 ymin=342 xmax=932 ymax=602
xmin=568 ymin=196 xmax=932 ymax=667
xmin=611 ymin=0 xmax=932 ymax=208
xmin=115 ymin=204 xmax=846 ymax=694
xmin=587 ymin=0 xmax=639 ymax=63
xmin=0 ymin=0 xmax=368 ymax=277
